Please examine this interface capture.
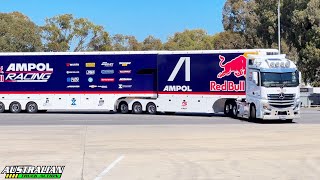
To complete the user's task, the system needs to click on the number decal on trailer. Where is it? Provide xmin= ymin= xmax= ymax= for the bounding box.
xmin=168 ymin=57 xmax=191 ymax=82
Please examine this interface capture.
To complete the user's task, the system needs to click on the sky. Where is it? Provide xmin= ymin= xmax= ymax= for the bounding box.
xmin=0 ymin=0 xmax=226 ymax=41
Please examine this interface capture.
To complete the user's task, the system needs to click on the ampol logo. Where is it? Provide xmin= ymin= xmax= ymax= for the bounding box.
xmin=4 ymin=63 xmax=53 ymax=82
xmin=217 ymin=55 xmax=246 ymax=78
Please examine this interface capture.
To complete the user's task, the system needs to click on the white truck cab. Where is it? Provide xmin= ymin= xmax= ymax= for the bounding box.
xmin=237 ymin=54 xmax=300 ymax=121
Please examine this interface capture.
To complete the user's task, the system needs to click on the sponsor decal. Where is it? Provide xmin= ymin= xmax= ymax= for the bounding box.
xmin=181 ymin=100 xmax=188 ymax=109
xmin=1 ymin=165 xmax=65 ymax=179
xmin=119 ymin=70 xmax=131 ymax=74
xmin=1 ymin=63 xmax=53 ymax=83
xmin=67 ymin=85 xmax=80 ymax=88
xmin=100 ymin=78 xmax=115 ymax=82
xmin=98 ymin=85 xmax=108 ymax=89
xmin=163 ymin=85 xmax=192 ymax=92
xmin=66 ymin=71 xmax=80 ymax=74
xmin=119 ymin=78 xmax=132 ymax=82
xmin=67 ymin=77 xmax=79 ymax=83
xmin=210 ymin=80 xmax=245 ymax=91
xmin=71 ymin=98 xmax=76 ymax=106
xmin=101 ymin=62 xmax=114 ymax=67
xmin=118 ymin=84 xmax=132 ymax=89
xmin=119 ymin=62 xmax=131 ymax=67
xmin=101 ymin=70 xmax=114 ymax=74
xmin=217 ymin=55 xmax=246 ymax=78
xmin=85 ymin=62 xmax=95 ymax=68
xmin=89 ymin=85 xmax=97 ymax=89
xmin=86 ymin=70 xmax=95 ymax=75
xmin=0 ymin=67 xmax=3 ymax=82
xmin=66 ymin=63 xmax=79 ymax=67
xmin=89 ymin=85 xmax=108 ymax=89
xmin=0 ymin=75 xmax=4 ymax=82
xmin=98 ymin=99 xmax=104 ymax=106
xmin=88 ymin=77 xmax=93 ymax=83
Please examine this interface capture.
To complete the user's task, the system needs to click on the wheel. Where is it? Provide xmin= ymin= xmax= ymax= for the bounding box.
xmin=9 ymin=101 xmax=22 ymax=113
xmin=119 ymin=102 xmax=129 ymax=114
xmin=224 ymin=101 xmax=231 ymax=116
xmin=0 ymin=102 xmax=5 ymax=113
xmin=132 ymin=102 xmax=143 ymax=114
xmin=26 ymin=102 xmax=38 ymax=113
xmin=146 ymin=102 xmax=157 ymax=114
xmin=231 ymin=101 xmax=238 ymax=118
xmin=249 ymin=104 xmax=256 ymax=120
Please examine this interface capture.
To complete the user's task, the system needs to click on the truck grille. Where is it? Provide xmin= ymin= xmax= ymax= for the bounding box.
xmin=267 ymin=94 xmax=295 ymax=108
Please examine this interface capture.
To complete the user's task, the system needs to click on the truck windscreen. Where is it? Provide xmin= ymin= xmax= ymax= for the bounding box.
xmin=261 ymin=71 xmax=299 ymax=87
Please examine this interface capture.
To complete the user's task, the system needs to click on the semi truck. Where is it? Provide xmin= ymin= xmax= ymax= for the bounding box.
xmin=0 ymin=49 xmax=300 ymax=121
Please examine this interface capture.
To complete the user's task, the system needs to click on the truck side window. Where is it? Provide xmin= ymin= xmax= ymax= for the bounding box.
xmin=252 ymin=71 xmax=260 ymax=86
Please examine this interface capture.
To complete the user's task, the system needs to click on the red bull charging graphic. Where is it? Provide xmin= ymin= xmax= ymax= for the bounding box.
xmin=210 ymin=54 xmax=247 ymax=92
xmin=217 ymin=55 xmax=246 ymax=78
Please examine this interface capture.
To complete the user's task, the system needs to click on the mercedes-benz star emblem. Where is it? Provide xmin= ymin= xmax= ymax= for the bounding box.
xmin=279 ymin=93 xmax=285 ymax=100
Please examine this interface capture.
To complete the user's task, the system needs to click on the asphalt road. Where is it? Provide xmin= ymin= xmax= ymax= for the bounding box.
xmin=0 ymin=108 xmax=320 ymax=179
xmin=0 ymin=108 xmax=318 ymax=125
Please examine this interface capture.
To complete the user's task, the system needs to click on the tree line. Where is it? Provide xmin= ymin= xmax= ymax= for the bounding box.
xmin=0 ymin=0 xmax=319 ymax=85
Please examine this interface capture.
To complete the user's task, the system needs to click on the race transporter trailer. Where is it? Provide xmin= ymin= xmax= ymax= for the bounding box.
xmin=0 ymin=49 xmax=300 ymax=121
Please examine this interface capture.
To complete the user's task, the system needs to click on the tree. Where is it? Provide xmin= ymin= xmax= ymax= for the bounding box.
xmin=212 ymin=31 xmax=247 ymax=49
xmin=164 ymin=29 xmax=214 ymax=50
xmin=111 ymin=34 xmax=141 ymax=51
xmin=141 ymin=36 xmax=162 ymax=50
xmin=222 ymin=0 xmax=301 ymax=80
xmin=41 ymin=14 xmax=112 ymax=52
xmin=0 ymin=12 xmax=42 ymax=52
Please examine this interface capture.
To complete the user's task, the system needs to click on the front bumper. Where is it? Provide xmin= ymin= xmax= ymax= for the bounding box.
xmin=261 ymin=108 xmax=300 ymax=120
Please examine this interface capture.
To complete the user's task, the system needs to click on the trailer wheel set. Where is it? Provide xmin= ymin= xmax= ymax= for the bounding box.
xmin=0 ymin=101 xmax=39 ymax=113
xmin=117 ymin=100 xmax=157 ymax=114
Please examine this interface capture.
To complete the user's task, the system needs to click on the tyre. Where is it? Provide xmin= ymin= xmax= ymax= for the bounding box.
xmin=224 ymin=101 xmax=231 ymax=116
xmin=0 ymin=102 xmax=5 ymax=113
xmin=9 ymin=101 xmax=22 ymax=113
xmin=26 ymin=102 xmax=38 ymax=113
xmin=146 ymin=102 xmax=157 ymax=114
xmin=249 ymin=104 xmax=256 ymax=120
xmin=119 ymin=102 xmax=129 ymax=114
xmin=231 ymin=101 xmax=238 ymax=118
xmin=132 ymin=102 xmax=143 ymax=114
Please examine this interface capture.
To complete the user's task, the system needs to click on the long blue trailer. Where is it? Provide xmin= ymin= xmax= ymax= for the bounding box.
xmin=0 ymin=49 xmax=300 ymax=121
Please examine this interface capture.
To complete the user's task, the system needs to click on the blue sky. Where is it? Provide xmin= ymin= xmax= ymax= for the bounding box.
xmin=0 ymin=0 xmax=226 ymax=41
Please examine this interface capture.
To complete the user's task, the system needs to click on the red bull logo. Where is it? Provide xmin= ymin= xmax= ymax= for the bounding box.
xmin=210 ymin=81 xmax=245 ymax=92
xmin=217 ymin=55 xmax=247 ymax=78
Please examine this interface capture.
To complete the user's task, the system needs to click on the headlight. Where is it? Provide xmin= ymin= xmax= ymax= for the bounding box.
xmin=263 ymin=103 xmax=271 ymax=110
xmin=293 ymin=100 xmax=300 ymax=110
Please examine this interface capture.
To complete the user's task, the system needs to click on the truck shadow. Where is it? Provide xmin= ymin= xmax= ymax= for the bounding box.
xmin=238 ymin=118 xmax=296 ymax=124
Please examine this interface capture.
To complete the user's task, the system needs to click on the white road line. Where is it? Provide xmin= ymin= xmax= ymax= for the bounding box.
xmin=94 ymin=155 xmax=125 ymax=180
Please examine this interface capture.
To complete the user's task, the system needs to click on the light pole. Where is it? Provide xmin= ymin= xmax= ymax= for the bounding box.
xmin=278 ymin=0 xmax=281 ymax=54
